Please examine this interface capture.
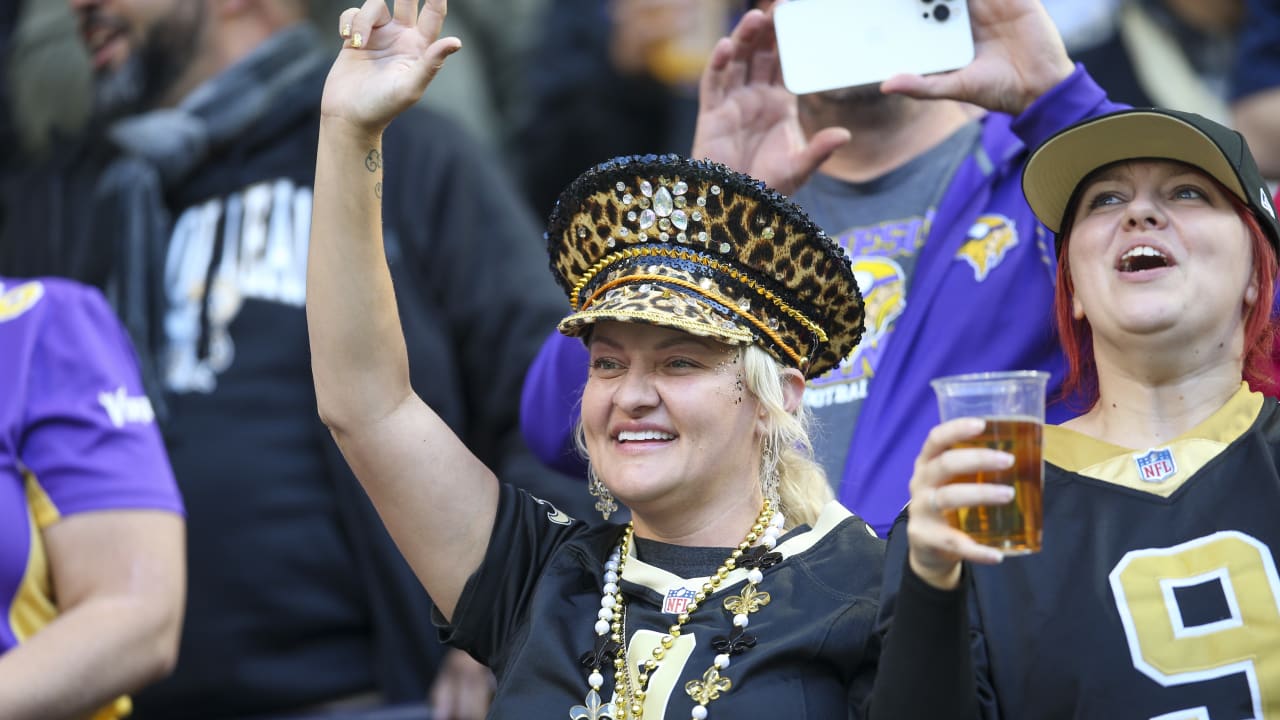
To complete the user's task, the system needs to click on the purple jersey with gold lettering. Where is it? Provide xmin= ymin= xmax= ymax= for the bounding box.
xmin=0 ymin=277 xmax=182 ymax=655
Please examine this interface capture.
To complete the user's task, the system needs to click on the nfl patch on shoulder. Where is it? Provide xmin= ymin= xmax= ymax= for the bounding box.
xmin=662 ymin=587 xmax=698 ymax=615
xmin=1133 ymin=447 xmax=1178 ymax=483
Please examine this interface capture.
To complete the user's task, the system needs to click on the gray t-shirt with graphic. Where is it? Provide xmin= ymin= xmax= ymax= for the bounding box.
xmin=790 ymin=121 xmax=981 ymax=491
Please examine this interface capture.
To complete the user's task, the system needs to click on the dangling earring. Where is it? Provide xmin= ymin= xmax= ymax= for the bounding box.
xmin=761 ymin=437 xmax=781 ymax=512
xmin=587 ymin=462 xmax=617 ymax=521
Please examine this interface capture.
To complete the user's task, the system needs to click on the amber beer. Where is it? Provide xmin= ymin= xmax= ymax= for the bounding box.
xmin=946 ymin=416 xmax=1043 ymax=554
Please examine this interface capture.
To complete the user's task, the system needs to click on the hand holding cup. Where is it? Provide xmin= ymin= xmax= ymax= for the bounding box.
xmin=907 ymin=371 xmax=1048 ymax=590
xmin=907 ymin=418 xmax=1017 ymax=590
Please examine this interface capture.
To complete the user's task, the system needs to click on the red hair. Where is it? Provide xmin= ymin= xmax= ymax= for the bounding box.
xmin=1053 ymin=184 xmax=1279 ymax=409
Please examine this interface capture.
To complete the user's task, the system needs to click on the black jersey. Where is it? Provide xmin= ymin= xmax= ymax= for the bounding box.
xmin=439 ymin=484 xmax=885 ymax=719
xmin=880 ymin=385 xmax=1280 ymax=719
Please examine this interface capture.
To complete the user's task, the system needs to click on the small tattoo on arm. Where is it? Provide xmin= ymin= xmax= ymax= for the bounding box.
xmin=374 ymin=182 xmax=383 ymax=199
xmin=365 ymin=149 xmax=382 ymax=173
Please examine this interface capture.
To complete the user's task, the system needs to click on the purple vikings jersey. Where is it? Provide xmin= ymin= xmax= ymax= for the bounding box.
xmin=0 ymin=278 xmax=181 ymax=669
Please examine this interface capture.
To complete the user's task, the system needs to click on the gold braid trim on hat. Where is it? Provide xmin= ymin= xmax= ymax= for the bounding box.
xmin=561 ymin=307 xmax=756 ymax=345
xmin=569 ymin=246 xmax=829 ymax=343
xmin=580 ymin=273 xmax=806 ymax=366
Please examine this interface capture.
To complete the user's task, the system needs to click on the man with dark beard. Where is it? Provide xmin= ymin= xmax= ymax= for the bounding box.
xmin=521 ymin=0 xmax=1126 ymax=536
xmin=77 ymin=1 xmax=206 ymax=119
xmin=0 ymin=1 xmax=569 ymax=718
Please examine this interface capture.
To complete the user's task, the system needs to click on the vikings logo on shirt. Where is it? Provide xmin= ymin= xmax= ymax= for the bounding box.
xmin=805 ymin=256 xmax=906 ymax=409
xmin=0 ymin=281 xmax=45 ymax=323
xmin=848 ymin=256 xmax=906 ymax=371
xmin=855 ymin=257 xmax=907 ymax=341
xmin=805 ymin=209 xmax=925 ymax=410
xmin=957 ymin=215 xmax=1018 ymax=281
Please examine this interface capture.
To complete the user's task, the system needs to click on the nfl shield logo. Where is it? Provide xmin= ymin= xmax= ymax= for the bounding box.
xmin=1134 ymin=448 xmax=1177 ymax=483
xmin=663 ymin=587 xmax=697 ymax=615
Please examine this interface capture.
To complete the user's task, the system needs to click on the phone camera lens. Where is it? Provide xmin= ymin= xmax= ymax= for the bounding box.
xmin=933 ymin=4 xmax=951 ymax=21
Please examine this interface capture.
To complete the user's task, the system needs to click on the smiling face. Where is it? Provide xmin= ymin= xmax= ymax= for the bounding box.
xmin=1065 ymin=159 xmax=1257 ymax=355
xmin=580 ymin=322 xmax=766 ymax=524
xmin=68 ymin=0 xmax=206 ymax=118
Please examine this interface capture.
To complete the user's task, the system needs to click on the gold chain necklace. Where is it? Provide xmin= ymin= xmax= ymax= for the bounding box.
xmin=572 ymin=501 xmax=785 ymax=720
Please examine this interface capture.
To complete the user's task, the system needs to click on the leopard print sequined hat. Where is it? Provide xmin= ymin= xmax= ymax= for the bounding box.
xmin=547 ymin=154 xmax=864 ymax=379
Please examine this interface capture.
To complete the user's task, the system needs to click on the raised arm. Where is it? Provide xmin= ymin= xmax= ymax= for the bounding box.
xmin=690 ymin=0 xmax=1078 ymax=197
xmin=308 ymin=0 xmax=495 ymax=620
xmin=690 ymin=9 xmax=851 ymax=196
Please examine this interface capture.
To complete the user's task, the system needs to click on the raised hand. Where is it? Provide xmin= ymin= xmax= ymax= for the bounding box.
xmin=691 ymin=9 xmax=850 ymax=197
xmin=321 ymin=0 xmax=461 ymax=134
xmin=906 ymin=418 xmax=1015 ymax=590
xmin=880 ymin=0 xmax=1074 ymax=116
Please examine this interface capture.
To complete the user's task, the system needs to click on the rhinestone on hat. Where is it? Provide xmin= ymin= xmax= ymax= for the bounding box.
xmin=619 ymin=177 xmax=707 ymax=245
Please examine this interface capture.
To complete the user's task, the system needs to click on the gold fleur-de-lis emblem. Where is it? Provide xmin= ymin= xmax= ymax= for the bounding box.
xmin=723 ymin=583 xmax=771 ymax=616
xmin=570 ymin=689 xmax=617 ymax=720
xmin=685 ymin=667 xmax=733 ymax=706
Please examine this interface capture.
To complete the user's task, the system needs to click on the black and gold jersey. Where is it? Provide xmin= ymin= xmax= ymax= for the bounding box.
xmin=439 ymin=484 xmax=885 ymax=719
xmin=882 ymin=384 xmax=1280 ymax=719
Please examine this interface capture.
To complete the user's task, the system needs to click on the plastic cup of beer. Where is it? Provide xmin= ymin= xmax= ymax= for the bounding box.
xmin=929 ymin=370 xmax=1049 ymax=555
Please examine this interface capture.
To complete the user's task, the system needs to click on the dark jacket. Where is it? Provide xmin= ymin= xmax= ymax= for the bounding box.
xmin=0 ymin=53 xmax=571 ymax=718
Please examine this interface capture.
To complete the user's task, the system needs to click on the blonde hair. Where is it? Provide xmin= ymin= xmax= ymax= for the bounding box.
xmin=575 ymin=343 xmax=833 ymax=529
xmin=740 ymin=345 xmax=832 ymax=528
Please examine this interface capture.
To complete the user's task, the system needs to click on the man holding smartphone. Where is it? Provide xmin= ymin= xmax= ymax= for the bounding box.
xmin=521 ymin=0 xmax=1123 ymax=536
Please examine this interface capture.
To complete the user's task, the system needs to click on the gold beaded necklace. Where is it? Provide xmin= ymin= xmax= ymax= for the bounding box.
xmin=572 ymin=501 xmax=784 ymax=720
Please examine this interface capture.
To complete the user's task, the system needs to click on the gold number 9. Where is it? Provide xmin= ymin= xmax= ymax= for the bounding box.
xmin=1110 ymin=531 xmax=1280 ymax=718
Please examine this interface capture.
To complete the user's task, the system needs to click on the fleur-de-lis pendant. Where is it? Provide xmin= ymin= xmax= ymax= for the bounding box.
xmin=723 ymin=583 xmax=771 ymax=616
xmin=711 ymin=625 xmax=757 ymax=656
xmin=590 ymin=480 xmax=617 ymax=520
xmin=579 ymin=635 xmax=622 ymax=671
xmin=685 ymin=667 xmax=733 ymax=706
xmin=738 ymin=545 xmax=782 ymax=571
xmin=570 ymin=689 xmax=617 ymax=720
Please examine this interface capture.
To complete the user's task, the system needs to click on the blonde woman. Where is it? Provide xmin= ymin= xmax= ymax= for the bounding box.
xmin=307 ymin=2 xmax=884 ymax=718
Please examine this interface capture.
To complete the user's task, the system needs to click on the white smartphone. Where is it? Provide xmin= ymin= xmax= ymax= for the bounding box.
xmin=773 ymin=0 xmax=975 ymax=96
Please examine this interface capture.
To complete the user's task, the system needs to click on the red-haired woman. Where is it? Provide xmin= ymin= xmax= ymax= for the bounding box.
xmin=869 ymin=109 xmax=1280 ymax=718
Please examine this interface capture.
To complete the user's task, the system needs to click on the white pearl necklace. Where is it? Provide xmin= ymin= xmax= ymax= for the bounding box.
xmin=572 ymin=506 xmax=786 ymax=720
